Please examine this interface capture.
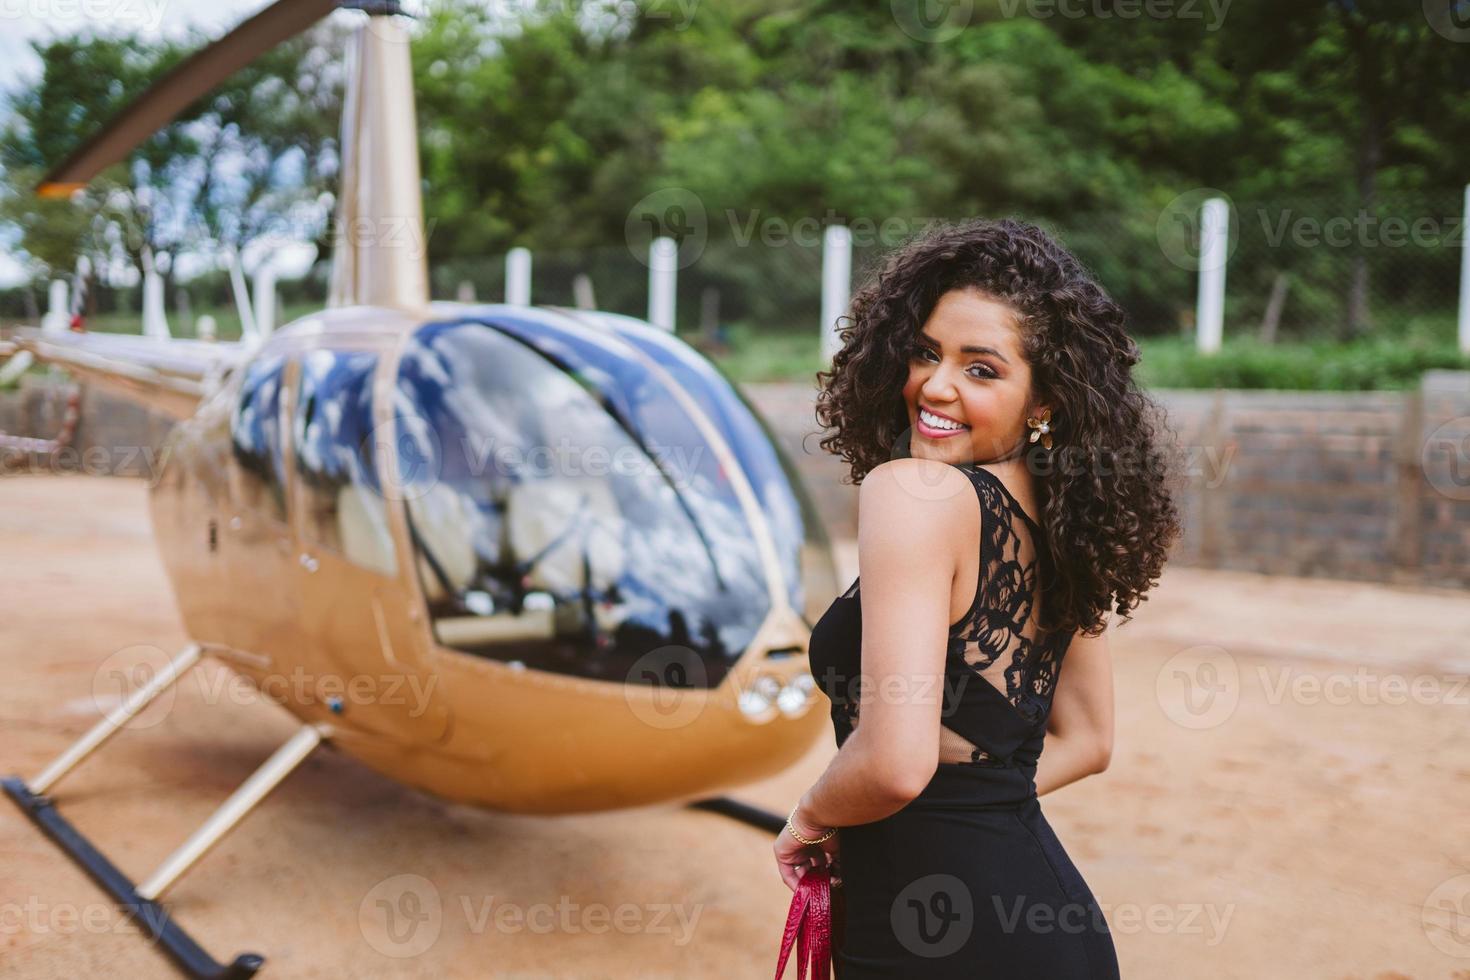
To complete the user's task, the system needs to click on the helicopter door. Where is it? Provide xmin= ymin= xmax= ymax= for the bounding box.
xmin=284 ymin=348 xmax=449 ymax=743
xmin=220 ymin=352 xmax=307 ymax=671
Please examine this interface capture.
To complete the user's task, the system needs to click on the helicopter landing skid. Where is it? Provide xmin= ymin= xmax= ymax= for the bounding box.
xmin=2 ymin=777 xmax=264 ymax=980
xmin=3 ymin=643 xmax=327 ymax=980
xmin=686 ymin=796 xmax=788 ymax=834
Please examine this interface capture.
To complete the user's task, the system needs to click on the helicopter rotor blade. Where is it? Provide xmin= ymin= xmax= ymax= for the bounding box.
xmin=37 ymin=0 xmax=342 ymax=198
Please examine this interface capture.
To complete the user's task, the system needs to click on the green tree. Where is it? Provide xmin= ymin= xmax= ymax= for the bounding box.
xmin=1 ymin=23 xmax=345 ymax=302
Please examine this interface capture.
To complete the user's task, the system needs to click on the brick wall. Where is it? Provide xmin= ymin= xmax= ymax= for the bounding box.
xmin=746 ymin=371 xmax=1470 ymax=591
xmin=0 ymin=378 xmax=172 ymax=479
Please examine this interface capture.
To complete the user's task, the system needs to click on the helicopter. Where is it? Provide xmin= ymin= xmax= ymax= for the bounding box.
xmin=0 ymin=2 xmax=840 ymax=976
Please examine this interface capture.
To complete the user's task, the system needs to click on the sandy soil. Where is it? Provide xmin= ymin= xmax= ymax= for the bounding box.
xmin=2 ymin=473 xmax=1468 ymax=979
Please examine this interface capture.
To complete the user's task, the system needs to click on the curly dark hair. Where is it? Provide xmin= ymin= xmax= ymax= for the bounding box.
xmin=813 ymin=217 xmax=1183 ymax=637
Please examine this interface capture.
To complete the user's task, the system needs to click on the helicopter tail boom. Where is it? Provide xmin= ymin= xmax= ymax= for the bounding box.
xmin=6 ymin=328 xmax=243 ymax=420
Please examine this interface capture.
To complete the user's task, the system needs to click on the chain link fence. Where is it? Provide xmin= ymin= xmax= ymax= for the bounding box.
xmin=1222 ymin=190 xmax=1464 ymax=341
xmin=2 ymin=188 xmax=1464 ymax=358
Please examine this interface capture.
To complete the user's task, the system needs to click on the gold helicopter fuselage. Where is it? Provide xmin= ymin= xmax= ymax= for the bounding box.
xmin=15 ymin=2 xmax=835 ymax=818
xmin=149 ymin=302 xmax=834 ymax=815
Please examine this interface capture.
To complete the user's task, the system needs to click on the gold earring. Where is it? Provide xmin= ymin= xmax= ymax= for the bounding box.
xmin=1026 ymin=407 xmax=1054 ymax=450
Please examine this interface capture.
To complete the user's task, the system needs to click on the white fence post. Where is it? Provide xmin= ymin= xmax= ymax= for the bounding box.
xmin=506 ymin=247 xmax=532 ymax=306
xmin=572 ymin=272 xmax=596 ymax=310
xmin=821 ymin=224 xmax=852 ymax=362
xmin=252 ymin=262 xmax=278 ymax=338
xmin=1195 ymin=197 xmax=1229 ymax=354
xmin=141 ymin=246 xmax=170 ymax=340
xmin=1458 ymin=184 xmax=1470 ymax=356
xmin=648 ymin=236 xmax=677 ymax=332
xmin=42 ymin=280 xmax=69 ymax=333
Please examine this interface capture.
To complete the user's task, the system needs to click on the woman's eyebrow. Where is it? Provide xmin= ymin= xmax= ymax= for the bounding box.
xmin=918 ymin=332 xmax=1011 ymax=365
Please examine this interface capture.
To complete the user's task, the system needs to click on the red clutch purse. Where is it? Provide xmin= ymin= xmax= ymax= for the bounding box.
xmin=774 ymin=865 xmax=835 ymax=979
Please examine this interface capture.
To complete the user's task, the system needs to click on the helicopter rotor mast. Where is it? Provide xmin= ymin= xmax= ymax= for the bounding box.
xmin=326 ymin=8 xmax=430 ymax=312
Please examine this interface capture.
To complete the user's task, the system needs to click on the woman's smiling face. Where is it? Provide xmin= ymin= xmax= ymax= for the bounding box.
xmin=901 ymin=287 xmax=1043 ymax=464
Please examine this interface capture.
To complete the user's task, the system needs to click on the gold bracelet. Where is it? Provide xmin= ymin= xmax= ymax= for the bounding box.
xmin=786 ymin=804 xmax=836 ymax=845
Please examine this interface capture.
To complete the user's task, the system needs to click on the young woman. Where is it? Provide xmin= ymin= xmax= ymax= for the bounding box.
xmin=775 ymin=217 xmax=1182 ymax=977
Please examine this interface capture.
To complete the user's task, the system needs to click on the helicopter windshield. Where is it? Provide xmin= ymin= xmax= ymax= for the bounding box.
xmin=552 ymin=308 xmax=839 ymax=627
xmin=393 ymin=316 xmax=794 ymax=688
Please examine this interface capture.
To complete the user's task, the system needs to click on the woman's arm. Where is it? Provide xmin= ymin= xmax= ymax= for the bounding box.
xmin=1034 ymin=614 xmax=1115 ymax=797
xmin=794 ymin=459 xmax=971 ymax=831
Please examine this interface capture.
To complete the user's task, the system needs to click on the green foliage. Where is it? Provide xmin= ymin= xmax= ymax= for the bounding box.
xmin=705 ymin=320 xmax=1470 ymax=390
xmin=1133 ymin=334 xmax=1470 ymax=391
xmin=77 ymin=300 xmax=320 ymax=342
xmin=3 ymin=0 xmax=1469 ymax=391
xmin=0 ymin=23 xmax=346 ymax=285
xmin=712 ymin=321 xmax=830 ymax=384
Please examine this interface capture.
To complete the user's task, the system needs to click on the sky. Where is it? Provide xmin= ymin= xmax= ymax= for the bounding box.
xmin=0 ymin=0 xmax=268 ymax=92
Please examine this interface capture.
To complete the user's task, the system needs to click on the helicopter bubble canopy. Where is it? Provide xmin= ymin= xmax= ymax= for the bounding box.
xmin=391 ymin=309 xmax=836 ymax=689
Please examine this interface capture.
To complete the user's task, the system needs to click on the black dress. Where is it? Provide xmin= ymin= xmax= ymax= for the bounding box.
xmin=807 ymin=461 xmax=1120 ymax=978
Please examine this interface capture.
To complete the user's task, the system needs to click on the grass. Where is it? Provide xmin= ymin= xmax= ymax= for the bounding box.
xmin=695 ymin=319 xmax=1470 ymax=391
xmin=698 ymin=322 xmax=830 ymax=385
xmin=1134 ymin=333 xmax=1470 ymax=391
xmin=81 ymin=302 xmax=322 ymax=342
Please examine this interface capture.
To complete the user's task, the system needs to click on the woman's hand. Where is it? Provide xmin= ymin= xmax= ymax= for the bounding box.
xmin=773 ymin=798 xmax=841 ymax=891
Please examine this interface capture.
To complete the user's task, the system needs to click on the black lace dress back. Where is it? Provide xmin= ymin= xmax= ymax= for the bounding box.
xmin=825 ymin=461 xmax=1069 ymax=770
xmin=806 ymin=461 xmax=1120 ymax=978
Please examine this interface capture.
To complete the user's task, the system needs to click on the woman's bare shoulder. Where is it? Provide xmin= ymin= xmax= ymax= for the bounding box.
xmin=857 ymin=459 xmax=978 ymax=552
xmin=859 ymin=457 xmax=976 ymax=508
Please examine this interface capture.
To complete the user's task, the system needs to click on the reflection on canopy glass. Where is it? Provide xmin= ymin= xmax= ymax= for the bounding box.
xmin=558 ymin=308 xmax=837 ymax=627
xmin=394 ymin=318 xmax=771 ymax=688
xmin=292 ymin=349 xmax=395 ymax=576
xmin=230 ymin=353 xmax=288 ymax=522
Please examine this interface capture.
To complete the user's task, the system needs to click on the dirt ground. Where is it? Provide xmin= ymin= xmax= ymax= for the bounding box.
xmin=2 ymin=473 xmax=1469 ymax=979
